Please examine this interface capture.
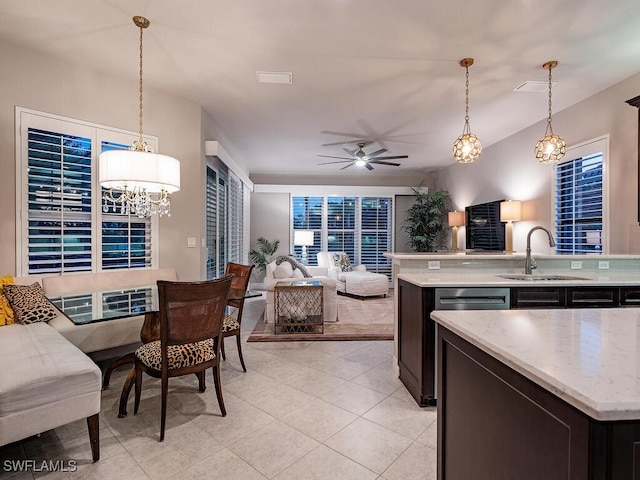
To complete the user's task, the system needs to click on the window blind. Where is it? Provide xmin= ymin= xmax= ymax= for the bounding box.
xmin=292 ymin=196 xmax=323 ymax=265
xmin=205 ymin=167 xmax=218 ymax=280
xmin=228 ymin=173 xmax=244 ymax=264
xmin=327 ymin=196 xmax=357 ymax=260
xmin=360 ymin=197 xmax=393 ymax=276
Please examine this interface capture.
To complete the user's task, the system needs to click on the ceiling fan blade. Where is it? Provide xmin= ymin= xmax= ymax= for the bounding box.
xmin=340 ymin=163 xmax=355 ymax=170
xmin=371 ymin=155 xmax=408 ymax=160
xmin=366 ymin=148 xmax=388 ymax=159
xmin=369 ymin=160 xmax=401 ymax=167
xmin=342 ymin=147 xmax=357 ymax=157
xmin=364 ymin=162 xmax=374 ymax=171
xmin=317 ymin=154 xmax=353 ymax=160
xmin=317 ymin=159 xmax=353 ymax=165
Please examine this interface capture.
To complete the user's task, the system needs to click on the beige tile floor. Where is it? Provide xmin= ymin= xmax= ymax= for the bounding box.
xmin=0 ymin=295 xmax=437 ymax=480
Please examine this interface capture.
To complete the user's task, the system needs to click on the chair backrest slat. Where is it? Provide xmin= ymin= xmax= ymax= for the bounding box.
xmin=158 ymin=275 xmax=233 ymax=346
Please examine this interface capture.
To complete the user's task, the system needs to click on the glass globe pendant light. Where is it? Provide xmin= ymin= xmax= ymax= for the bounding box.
xmin=453 ymin=58 xmax=482 ymax=164
xmin=534 ymin=60 xmax=566 ymax=163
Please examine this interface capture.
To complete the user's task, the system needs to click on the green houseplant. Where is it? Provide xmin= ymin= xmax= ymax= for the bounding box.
xmin=248 ymin=237 xmax=280 ymax=272
xmin=403 ymin=185 xmax=451 ymax=252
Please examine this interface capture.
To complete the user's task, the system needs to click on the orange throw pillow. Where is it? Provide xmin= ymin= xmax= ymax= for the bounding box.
xmin=0 ymin=274 xmax=16 ymax=326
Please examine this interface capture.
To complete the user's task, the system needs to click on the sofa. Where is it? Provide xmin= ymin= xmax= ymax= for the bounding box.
xmin=0 ymin=268 xmax=177 ymax=462
xmin=317 ymin=252 xmax=389 ymax=298
xmin=264 ymin=259 xmax=338 ymax=323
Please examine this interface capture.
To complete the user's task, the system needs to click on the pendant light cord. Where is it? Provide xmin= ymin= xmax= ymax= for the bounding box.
xmin=138 ymin=23 xmax=144 ymax=146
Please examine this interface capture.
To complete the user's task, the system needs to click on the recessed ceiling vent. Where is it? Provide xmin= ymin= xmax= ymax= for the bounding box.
xmin=256 ymin=71 xmax=293 ymax=84
xmin=513 ymin=80 xmax=556 ymax=93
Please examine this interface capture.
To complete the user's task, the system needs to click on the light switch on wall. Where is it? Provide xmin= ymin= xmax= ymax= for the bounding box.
xmin=187 ymin=237 xmax=196 ymax=248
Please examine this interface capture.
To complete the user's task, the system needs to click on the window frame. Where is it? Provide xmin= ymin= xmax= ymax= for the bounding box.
xmin=551 ymin=135 xmax=609 ymax=255
xmin=15 ymin=107 xmax=160 ymax=276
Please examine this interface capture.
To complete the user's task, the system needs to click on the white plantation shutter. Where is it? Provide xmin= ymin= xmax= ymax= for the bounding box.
xmin=292 ymin=196 xmax=323 ymax=265
xmin=205 ymin=167 xmax=218 ymax=279
xmin=26 ymin=127 xmax=93 ymax=274
xmin=554 ymin=152 xmax=604 ymax=254
xmin=100 ymin=140 xmax=152 ymax=269
xmin=228 ymin=172 xmax=244 ymax=264
xmin=360 ymin=197 xmax=393 ymax=276
xmin=18 ymin=109 xmax=158 ymax=275
xmin=327 ymin=196 xmax=356 ymax=260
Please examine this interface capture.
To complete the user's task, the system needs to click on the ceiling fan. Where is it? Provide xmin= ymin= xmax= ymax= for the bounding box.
xmin=317 ymin=143 xmax=408 ymax=171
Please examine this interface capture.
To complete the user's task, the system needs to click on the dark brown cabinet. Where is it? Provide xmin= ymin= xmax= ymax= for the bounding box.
xmin=399 ymin=282 xmax=640 ymax=407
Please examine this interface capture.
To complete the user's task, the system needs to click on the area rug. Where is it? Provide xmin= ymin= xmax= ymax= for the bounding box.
xmin=247 ymin=292 xmax=394 ymax=342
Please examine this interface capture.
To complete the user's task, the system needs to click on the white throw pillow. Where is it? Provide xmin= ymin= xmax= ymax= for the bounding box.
xmin=274 ymin=262 xmax=294 ymax=278
xmin=292 ymin=268 xmax=305 ymax=279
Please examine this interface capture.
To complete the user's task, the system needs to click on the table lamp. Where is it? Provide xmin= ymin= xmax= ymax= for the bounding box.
xmin=294 ymin=230 xmax=314 ymax=265
xmin=500 ymin=200 xmax=522 ymax=253
xmin=448 ymin=211 xmax=466 ymax=252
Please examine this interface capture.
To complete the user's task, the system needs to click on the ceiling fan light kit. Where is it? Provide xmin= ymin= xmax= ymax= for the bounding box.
xmin=453 ymin=57 xmax=482 ymax=164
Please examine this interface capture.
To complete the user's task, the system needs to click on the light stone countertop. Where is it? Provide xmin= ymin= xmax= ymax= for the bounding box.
xmin=398 ymin=271 xmax=640 ymax=287
xmin=431 ymin=308 xmax=640 ymax=421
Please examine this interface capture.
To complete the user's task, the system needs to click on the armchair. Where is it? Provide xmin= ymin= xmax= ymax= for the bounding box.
xmin=317 ymin=252 xmax=389 ymax=298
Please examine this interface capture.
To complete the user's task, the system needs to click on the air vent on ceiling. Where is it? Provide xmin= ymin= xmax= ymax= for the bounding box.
xmin=513 ymin=80 xmax=556 ymax=93
xmin=256 ymin=71 xmax=293 ymax=84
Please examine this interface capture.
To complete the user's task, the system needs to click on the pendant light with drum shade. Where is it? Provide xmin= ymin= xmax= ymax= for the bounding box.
xmin=453 ymin=58 xmax=482 ymax=164
xmin=99 ymin=16 xmax=180 ymax=218
xmin=534 ymin=60 xmax=566 ymax=163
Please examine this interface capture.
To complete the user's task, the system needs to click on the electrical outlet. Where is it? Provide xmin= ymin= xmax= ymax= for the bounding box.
xmin=598 ymin=260 xmax=610 ymax=270
xmin=570 ymin=261 xmax=582 ymax=270
xmin=428 ymin=261 xmax=440 ymax=270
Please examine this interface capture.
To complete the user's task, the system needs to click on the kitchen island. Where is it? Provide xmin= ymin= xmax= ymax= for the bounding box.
xmin=432 ymin=308 xmax=640 ymax=480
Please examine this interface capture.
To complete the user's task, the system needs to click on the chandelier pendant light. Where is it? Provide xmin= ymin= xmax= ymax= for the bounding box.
xmin=534 ymin=60 xmax=566 ymax=163
xmin=99 ymin=16 xmax=180 ymax=218
xmin=453 ymin=58 xmax=482 ymax=164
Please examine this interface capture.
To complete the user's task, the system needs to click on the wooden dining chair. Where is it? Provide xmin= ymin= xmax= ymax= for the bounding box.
xmin=221 ymin=262 xmax=255 ymax=372
xmin=133 ymin=275 xmax=233 ymax=441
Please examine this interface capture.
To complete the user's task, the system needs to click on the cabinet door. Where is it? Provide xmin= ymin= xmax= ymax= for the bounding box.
xmin=567 ymin=287 xmax=619 ymax=308
xmin=511 ymin=287 xmax=566 ymax=308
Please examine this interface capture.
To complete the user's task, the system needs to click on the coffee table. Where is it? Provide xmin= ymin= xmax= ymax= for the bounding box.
xmin=274 ymin=280 xmax=324 ymax=334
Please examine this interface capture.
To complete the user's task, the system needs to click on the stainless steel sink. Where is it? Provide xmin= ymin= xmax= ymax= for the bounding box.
xmin=497 ymin=274 xmax=590 ymax=281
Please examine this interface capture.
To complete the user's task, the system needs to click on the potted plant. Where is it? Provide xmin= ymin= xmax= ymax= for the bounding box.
xmin=248 ymin=237 xmax=280 ymax=288
xmin=402 ymin=184 xmax=451 ymax=252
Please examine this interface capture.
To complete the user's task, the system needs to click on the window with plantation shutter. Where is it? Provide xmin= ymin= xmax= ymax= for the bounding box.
xmin=228 ymin=173 xmax=244 ymax=264
xmin=291 ymin=195 xmax=393 ymax=277
xmin=554 ymin=152 xmax=604 ymax=254
xmin=26 ymin=128 xmax=93 ymax=274
xmin=17 ymin=108 xmax=158 ymax=276
xmin=327 ymin=197 xmax=356 ymax=260
xmin=100 ymin=141 xmax=152 ymax=269
xmin=360 ymin=197 xmax=393 ymax=276
xmin=292 ymin=196 xmax=323 ymax=265
xmin=205 ymin=167 xmax=218 ymax=280
xmin=217 ymin=169 xmax=228 ymax=278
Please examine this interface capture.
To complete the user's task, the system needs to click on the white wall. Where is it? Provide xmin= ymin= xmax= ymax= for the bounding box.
xmin=0 ymin=38 xmax=205 ymax=280
xmin=438 ymin=72 xmax=640 ymax=255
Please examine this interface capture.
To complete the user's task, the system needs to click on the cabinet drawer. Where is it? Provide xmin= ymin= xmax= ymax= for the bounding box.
xmin=511 ymin=287 xmax=566 ymax=308
xmin=567 ymin=287 xmax=619 ymax=308
xmin=620 ymin=288 xmax=640 ymax=306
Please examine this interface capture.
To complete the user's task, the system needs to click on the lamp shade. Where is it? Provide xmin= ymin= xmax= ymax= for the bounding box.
xmin=294 ymin=230 xmax=314 ymax=246
xmin=99 ymin=150 xmax=180 ymax=193
xmin=448 ymin=211 xmax=466 ymax=227
xmin=500 ymin=200 xmax=522 ymax=222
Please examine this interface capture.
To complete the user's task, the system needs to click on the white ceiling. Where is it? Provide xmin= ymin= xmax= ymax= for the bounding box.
xmin=2 ymin=0 xmax=640 ymax=178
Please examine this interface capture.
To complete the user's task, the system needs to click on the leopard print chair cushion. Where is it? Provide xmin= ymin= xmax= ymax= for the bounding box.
xmin=136 ymin=338 xmax=215 ymax=370
xmin=222 ymin=314 xmax=239 ymax=333
xmin=2 ymin=282 xmax=60 ymax=325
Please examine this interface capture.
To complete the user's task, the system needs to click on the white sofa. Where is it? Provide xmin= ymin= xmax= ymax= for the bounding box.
xmin=317 ymin=252 xmax=389 ymax=298
xmin=0 ymin=268 xmax=177 ymax=460
xmin=264 ymin=260 xmax=338 ymax=323
xmin=0 ymin=276 xmax=101 ymax=461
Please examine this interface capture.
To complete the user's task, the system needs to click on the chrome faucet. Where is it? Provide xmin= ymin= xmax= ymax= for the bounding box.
xmin=525 ymin=226 xmax=556 ymax=274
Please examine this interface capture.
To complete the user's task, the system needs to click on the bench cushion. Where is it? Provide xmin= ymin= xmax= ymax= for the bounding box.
xmin=0 ymin=322 xmax=101 ymax=446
